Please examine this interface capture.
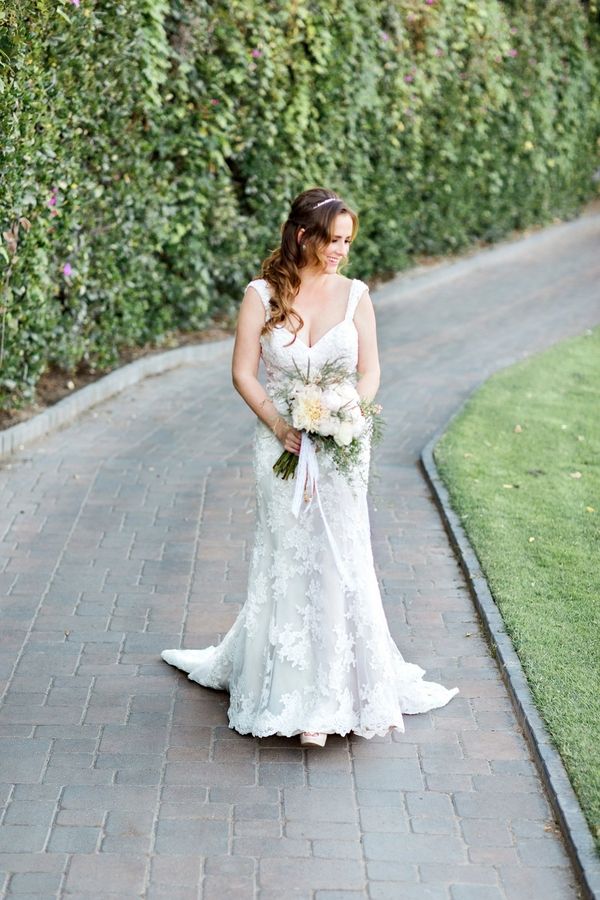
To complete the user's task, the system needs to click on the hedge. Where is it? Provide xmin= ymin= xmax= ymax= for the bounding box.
xmin=1 ymin=0 xmax=598 ymax=412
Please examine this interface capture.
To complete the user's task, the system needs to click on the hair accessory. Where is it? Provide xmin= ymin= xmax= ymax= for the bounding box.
xmin=312 ymin=197 xmax=337 ymax=210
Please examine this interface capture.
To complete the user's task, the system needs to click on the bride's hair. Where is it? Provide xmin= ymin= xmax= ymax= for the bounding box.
xmin=257 ymin=187 xmax=359 ymax=338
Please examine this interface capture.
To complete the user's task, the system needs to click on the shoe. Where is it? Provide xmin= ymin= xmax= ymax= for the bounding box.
xmin=299 ymin=732 xmax=327 ymax=747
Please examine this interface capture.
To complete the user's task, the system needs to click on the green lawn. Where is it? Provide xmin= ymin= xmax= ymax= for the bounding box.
xmin=434 ymin=326 xmax=600 ymax=848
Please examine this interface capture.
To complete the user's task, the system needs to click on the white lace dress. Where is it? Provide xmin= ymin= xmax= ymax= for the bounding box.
xmin=161 ymin=277 xmax=459 ymax=738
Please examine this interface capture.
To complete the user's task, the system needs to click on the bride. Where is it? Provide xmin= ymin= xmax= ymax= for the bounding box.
xmin=161 ymin=187 xmax=458 ymax=747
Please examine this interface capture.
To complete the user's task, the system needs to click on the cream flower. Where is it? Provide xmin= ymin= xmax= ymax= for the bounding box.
xmin=334 ymin=420 xmax=354 ymax=446
xmin=292 ymin=385 xmax=329 ymax=433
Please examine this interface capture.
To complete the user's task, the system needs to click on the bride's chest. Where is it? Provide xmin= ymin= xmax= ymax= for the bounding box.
xmin=260 ymin=319 xmax=359 ymax=373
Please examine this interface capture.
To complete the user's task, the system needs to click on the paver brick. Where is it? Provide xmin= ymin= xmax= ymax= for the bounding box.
xmin=154 ymin=818 xmax=229 ymax=855
xmin=149 ymin=853 xmax=202 ymax=885
xmin=0 ymin=826 xmax=48 ymax=853
xmin=366 ymin=860 xmax=418 ymax=882
xmin=452 ymin=790 xmax=550 ymax=820
xmin=419 ymin=863 xmax=498 ymax=885
xmin=2 ymin=801 xmax=55 ymax=828
xmin=370 ymin=883 xmax=448 ymax=899
xmin=352 ymin=757 xmax=424 ymax=791
xmin=312 ymin=839 xmax=363 ymax=860
xmin=363 ymin=833 xmax=467 ymax=864
xmin=460 ymin=819 xmax=514 ymax=847
xmin=283 ymin=787 xmax=357 ymax=823
xmin=450 ymin=887 xmax=504 ymax=900
xmin=411 ymin=816 xmax=459 ymax=835
xmin=46 ymin=826 xmax=100 ymax=853
xmin=63 ymin=853 xmax=147 ymax=894
xmin=359 ymin=806 xmax=409 ymax=833
xmin=259 ymin=856 xmax=365 ymax=891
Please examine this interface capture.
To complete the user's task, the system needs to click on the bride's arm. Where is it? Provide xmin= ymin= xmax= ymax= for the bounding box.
xmin=354 ymin=288 xmax=381 ymax=401
xmin=231 ymin=286 xmax=302 ymax=455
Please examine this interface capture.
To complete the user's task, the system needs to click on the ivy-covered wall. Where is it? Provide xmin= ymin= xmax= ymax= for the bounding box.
xmin=1 ymin=0 xmax=598 ymax=411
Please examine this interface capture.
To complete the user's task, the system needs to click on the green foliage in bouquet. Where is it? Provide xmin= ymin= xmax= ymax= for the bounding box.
xmin=271 ymin=356 xmax=385 ymax=482
xmin=1 ymin=0 xmax=599 ymax=411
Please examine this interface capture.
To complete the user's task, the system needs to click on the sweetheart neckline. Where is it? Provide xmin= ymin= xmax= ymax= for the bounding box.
xmin=274 ymin=317 xmax=354 ymax=351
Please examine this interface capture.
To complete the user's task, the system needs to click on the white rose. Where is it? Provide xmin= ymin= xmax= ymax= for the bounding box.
xmin=351 ymin=415 xmax=365 ymax=438
xmin=288 ymin=379 xmax=306 ymax=398
xmin=334 ymin=420 xmax=354 ymax=446
xmin=336 ymin=382 xmax=360 ymax=404
xmin=317 ymin=413 xmax=337 ymax=437
xmin=321 ymin=387 xmax=345 ymax=413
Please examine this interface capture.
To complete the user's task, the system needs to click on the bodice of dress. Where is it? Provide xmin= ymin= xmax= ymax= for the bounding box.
xmin=247 ymin=277 xmax=369 ymax=406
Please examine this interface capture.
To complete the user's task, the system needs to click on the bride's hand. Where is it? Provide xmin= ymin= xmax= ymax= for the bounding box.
xmin=273 ymin=418 xmax=302 ymax=455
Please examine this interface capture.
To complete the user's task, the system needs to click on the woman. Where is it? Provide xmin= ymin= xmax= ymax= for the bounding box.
xmin=162 ymin=187 xmax=458 ymax=747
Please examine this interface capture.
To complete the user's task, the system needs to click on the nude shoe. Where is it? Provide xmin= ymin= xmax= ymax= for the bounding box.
xmin=299 ymin=731 xmax=327 ymax=747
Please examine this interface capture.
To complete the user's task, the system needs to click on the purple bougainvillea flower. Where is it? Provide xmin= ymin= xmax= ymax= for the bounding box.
xmin=507 ymin=48 xmax=518 ymax=58
xmin=425 ymin=0 xmax=436 ymax=5
xmin=251 ymin=48 xmax=262 ymax=58
xmin=70 ymin=0 xmax=80 ymax=6
xmin=47 ymin=194 xmax=57 ymax=207
xmin=404 ymin=74 xmax=414 ymax=83
xmin=63 ymin=263 xmax=73 ymax=277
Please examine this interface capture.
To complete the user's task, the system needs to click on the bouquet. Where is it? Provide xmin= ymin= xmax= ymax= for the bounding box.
xmin=272 ymin=358 xmax=383 ymax=482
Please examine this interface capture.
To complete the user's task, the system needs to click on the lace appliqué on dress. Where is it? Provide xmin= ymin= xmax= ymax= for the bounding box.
xmin=161 ymin=277 xmax=459 ymax=737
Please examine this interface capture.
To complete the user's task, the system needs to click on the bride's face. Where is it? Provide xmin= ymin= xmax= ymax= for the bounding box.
xmin=320 ymin=212 xmax=354 ymax=273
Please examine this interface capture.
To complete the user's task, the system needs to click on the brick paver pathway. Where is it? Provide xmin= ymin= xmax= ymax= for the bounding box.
xmin=1 ymin=213 xmax=599 ymax=899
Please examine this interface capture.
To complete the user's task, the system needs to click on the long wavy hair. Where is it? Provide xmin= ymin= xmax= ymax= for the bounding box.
xmin=257 ymin=187 xmax=359 ymax=338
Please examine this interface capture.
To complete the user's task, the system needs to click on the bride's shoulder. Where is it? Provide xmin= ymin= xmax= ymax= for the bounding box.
xmin=244 ymin=278 xmax=272 ymax=319
xmin=345 ymin=274 xmax=370 ymax=296
xmin=246 ymin=277 xmax=271 ymax=295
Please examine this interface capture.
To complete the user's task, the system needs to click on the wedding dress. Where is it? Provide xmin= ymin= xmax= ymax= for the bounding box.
xmin=161 ymin=277 xmax=459 ymax=738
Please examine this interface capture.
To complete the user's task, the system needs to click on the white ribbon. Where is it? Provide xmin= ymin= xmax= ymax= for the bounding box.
xmin=291 ymin=432 xmax=355 ymax=591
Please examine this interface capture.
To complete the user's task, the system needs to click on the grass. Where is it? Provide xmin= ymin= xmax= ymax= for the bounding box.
xmin=434 ymin=325 xmax=600 ymax=849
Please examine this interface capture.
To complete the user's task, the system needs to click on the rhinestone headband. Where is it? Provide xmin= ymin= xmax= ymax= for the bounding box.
xmin=312 ymin=197 xmax=337 ymax=210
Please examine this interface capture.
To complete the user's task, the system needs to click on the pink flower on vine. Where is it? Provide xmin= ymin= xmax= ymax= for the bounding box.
xmin=425 ymin=0 xmax=436 ymax=5
xmin=404 ymin=74 xmax=414 ymax=83
xmin=381 ymin=32 xmax=389 ymax=41
xmin=70 ymin=0 xmax=80 ymax=6
xmin=63 ymin=263 xmax=73 ymax=277
xmin=251 ymin=48 xmax=262 ymax=58
xmin=435 ymin=47 xmax=444 ymax=57
xmin=507 ymin=48 xmax=518 ymax=58
xmin=210 ymin=98 xmax=219 ymax=105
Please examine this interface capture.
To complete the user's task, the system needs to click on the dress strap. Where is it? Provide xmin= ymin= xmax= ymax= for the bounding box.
xmin=345 ymin=278 xmax=368 ymax=321
xmin=247 ymin=278 xmax=271 ymax=321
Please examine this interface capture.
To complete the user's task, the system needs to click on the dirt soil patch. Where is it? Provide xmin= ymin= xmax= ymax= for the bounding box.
xmin=0 ymin=326 xmax=234 ymax=432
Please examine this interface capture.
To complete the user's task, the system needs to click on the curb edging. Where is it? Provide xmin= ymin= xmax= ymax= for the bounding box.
xmin=420 ymin=427 xmax=600 ymax=900
xmin=0 ymin=338 xmax=234 ymax=460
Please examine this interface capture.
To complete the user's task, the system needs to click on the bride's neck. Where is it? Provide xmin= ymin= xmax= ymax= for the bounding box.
xmin=298 ymin=269 xmax=335 ymax=290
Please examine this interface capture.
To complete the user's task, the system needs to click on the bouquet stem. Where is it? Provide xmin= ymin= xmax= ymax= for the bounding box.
xmin=273 ymin=450 xmax=299 ymax=480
